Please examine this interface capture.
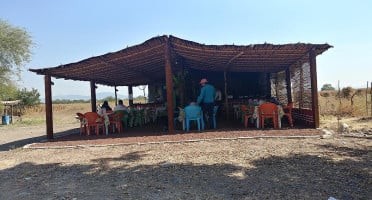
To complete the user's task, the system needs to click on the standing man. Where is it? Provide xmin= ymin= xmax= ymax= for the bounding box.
xmin=197 ymin=78 xmax=216 ymax=129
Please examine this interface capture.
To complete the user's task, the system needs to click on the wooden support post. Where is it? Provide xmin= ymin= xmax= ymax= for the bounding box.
xmin=165 ymin=37 xmax=174 ymax=131
xmin=10 ymin=105 xmax=13 ymax=124
xmin=285 ymin=68 xmax=292 ymax=103
xmin=224 ymin=52 xmax=243 ymax=120
xmin=114 ymin=86 xmax=118 ymax=106
xmin=266 ymin=73 xmax=271 ymax=96
xmin=90 ymin=81 xmax=97 ymax=112
xmin=224 ymin=71 xmax=229 ymax=120
xmin=309 ymin=49 xmax=320 ymax=128
xmin=366 ymin=81 xmax=369 ymax=116
xmin=128 ymin=86 xmax=133 ymax=106
xmin=44 ymin=75 xmax=53 ymax=139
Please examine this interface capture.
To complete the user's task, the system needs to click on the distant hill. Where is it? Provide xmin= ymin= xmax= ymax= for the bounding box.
xmin=41 ymin=92 xmax=129 ymax=102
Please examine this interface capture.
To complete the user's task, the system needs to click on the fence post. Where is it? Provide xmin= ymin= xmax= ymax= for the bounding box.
xmin=367 ymin=81 xmax=369 ymax=116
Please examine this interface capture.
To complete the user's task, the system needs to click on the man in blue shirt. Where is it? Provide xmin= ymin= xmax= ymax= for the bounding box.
xmin=197 ymin=78 xmax=216 ymax=129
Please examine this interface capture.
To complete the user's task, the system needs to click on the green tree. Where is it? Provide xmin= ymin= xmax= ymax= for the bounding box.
xmin=17 ymin=88 xmax=40 ymax=107
xmin=321 ymin=83 xmax=335 ymax=91
xmin=0 ymin=19 xmax=32 ymax=84
xmin=0 ymin=82 xmax=18 ymax=100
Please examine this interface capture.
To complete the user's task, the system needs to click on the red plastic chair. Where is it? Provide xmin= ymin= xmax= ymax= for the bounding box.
xmin=109 ymin=111 xmax=124 ymax=133
xmin=240 ymin=105 xmax=254 ymax=128
xmin=84 ymin=112 xmax=104 ymax=135
xmin=258 ymin=102 xmax=278 ymax=128
xmin=76 ymin=112 xmax=86 ymax=135
xmin=282 ymin=102 xmax=294 ymax=127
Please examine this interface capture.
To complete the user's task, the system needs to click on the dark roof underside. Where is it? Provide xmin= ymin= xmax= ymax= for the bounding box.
xmin=30 ymin=35 xmax=332 ymax=86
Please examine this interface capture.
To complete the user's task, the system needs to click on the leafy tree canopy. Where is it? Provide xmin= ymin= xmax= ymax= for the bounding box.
xmin=0 ymin=19 xmax=32 ymax=84
xmin=321 ymin=83 xmax=335 ymax=91
xmin=17 ymin=87 xmax=40 ymax=107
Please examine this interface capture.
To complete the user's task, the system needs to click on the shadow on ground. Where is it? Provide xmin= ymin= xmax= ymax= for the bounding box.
xmin=0 ymin=142 xmax=369 ymax=199
xmin=0 ymin=128 xmax=78 ymax=151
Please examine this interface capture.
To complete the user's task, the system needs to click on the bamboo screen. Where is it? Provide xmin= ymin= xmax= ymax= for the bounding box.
xmin=270 ymin=71 xmax=288 ymax=105
xmin=291 ymin=62 xmax=312 ymax=109
xmin=270 ymin=61 xmax=313 ymax=109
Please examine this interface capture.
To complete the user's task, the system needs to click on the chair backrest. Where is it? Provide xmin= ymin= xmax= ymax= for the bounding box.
xmin=84 ymin=112 xmax=101 ymax=124
xmin=76 ymin=112 xmax=85 ymax=121
xmin=284 ymin=102 xmax=293 ymax=114
xmin=240 ymin=105 xmax=254 ymax=114
xmin=184 ymin=105 xmax=202 ymax=119
xmin=259 ymin=102 xmax=278 ymax=116
xmin=113 ymin=110 xmax=125 ymax=120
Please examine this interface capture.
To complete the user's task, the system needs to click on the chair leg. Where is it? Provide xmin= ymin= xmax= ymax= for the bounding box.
xmin=118 ymin=123 xmax=122 ymax=133
xmin=186 ymin=119 xmax=190 ymax=131
xmin=288 ymin=116 xmax=293 ymax=127
xmin=96 ymin=125 xmax=99 ymax=135
xmin=86 ymin=126 xmax=91 ymax=135
xmin=197 ymin=120 xmax=201 ymax=131
xmin=244 ymin=115 xmax=248 ymax=128
xmin=260 ymin=117 xmax=264 ymax=128
xmin=273 ymin=117 xmax=278 ymax=128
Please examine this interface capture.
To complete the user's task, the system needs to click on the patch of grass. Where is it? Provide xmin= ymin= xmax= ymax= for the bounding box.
xmin=15 ymin=118 xmax=45 ymax=126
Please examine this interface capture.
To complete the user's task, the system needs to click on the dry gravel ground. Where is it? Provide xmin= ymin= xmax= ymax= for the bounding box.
xmin=0 ymin=118 xmax=371 ymax=200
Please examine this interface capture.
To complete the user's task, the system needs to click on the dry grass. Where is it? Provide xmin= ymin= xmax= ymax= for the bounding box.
xmin=0 ymin=95 xmax=371 ymax=199
xmin=17 ymin=92 xmax=371 ymax=127
xmin=319 ymin=89 xmax=372 ymax=117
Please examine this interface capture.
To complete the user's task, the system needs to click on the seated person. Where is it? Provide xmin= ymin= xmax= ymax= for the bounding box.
xmin=184 ymin=102 xmax=202 ymax=118
xmin=98 ymin=100 xmax=112 ymax=116
xmin=114 ymin=100 xmax=129 ymax=113
xmin=186 ymin=101 xmax=198 ymax=108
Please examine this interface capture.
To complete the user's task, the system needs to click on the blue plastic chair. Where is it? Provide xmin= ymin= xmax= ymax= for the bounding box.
xmin=212 ymin=105 xmax=219 ymax=129
xmin=184 ymin=105 xmax=204 ymax=131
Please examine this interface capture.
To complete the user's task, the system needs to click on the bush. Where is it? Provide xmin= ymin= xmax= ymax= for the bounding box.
xmin=17 ymin=88 xmax=40 ymax=107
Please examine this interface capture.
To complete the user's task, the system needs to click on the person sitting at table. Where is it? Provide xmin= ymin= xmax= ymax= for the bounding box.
xmin=98 ymin=100 xmax=112 ymax=116
xmin=114 ymin=100 xmax=129 ymax=112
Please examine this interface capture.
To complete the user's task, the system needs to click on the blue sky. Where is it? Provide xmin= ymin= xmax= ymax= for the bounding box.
xmin=1 ymin=0 xmax=371 ymax=98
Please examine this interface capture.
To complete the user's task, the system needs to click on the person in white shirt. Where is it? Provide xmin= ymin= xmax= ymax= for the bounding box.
xmin=98 ymin=100 xmax=112 ymax=116
xmin=215 ymin=88 xmax=222 ymax=106
xmin=113 ymin=100 xmax=129 ymax=112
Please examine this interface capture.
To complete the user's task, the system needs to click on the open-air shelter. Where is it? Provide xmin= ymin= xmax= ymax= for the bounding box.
xmin=30 ymin=35 xmax=332 ymax=139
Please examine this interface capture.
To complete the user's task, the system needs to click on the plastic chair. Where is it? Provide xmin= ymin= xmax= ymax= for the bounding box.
xmin=121 ymin=110 xmax=129 ymax=128
xmin=240 ymin=105 xmax=254 ymax=128
xmin=84 ymin=112 xmax=104 ymax=135
xmin=282 ymin=102 xmax=294 ymax=127
xmin=76 ymin=112 xmax=86 ymax=135
xmin=128 ymin=108 xmax=135 ymax=127
xmin=184 ymin=105 xmax=204 ymax=131
xmin=109 ymin=111 xmax=124 ymax=133
xmin=258 ymin=102 xmax=278 ymax=128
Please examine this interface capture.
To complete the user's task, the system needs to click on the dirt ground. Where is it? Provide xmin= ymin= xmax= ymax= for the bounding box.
xmin=0 ymin=116 xmax=371 ymax=199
